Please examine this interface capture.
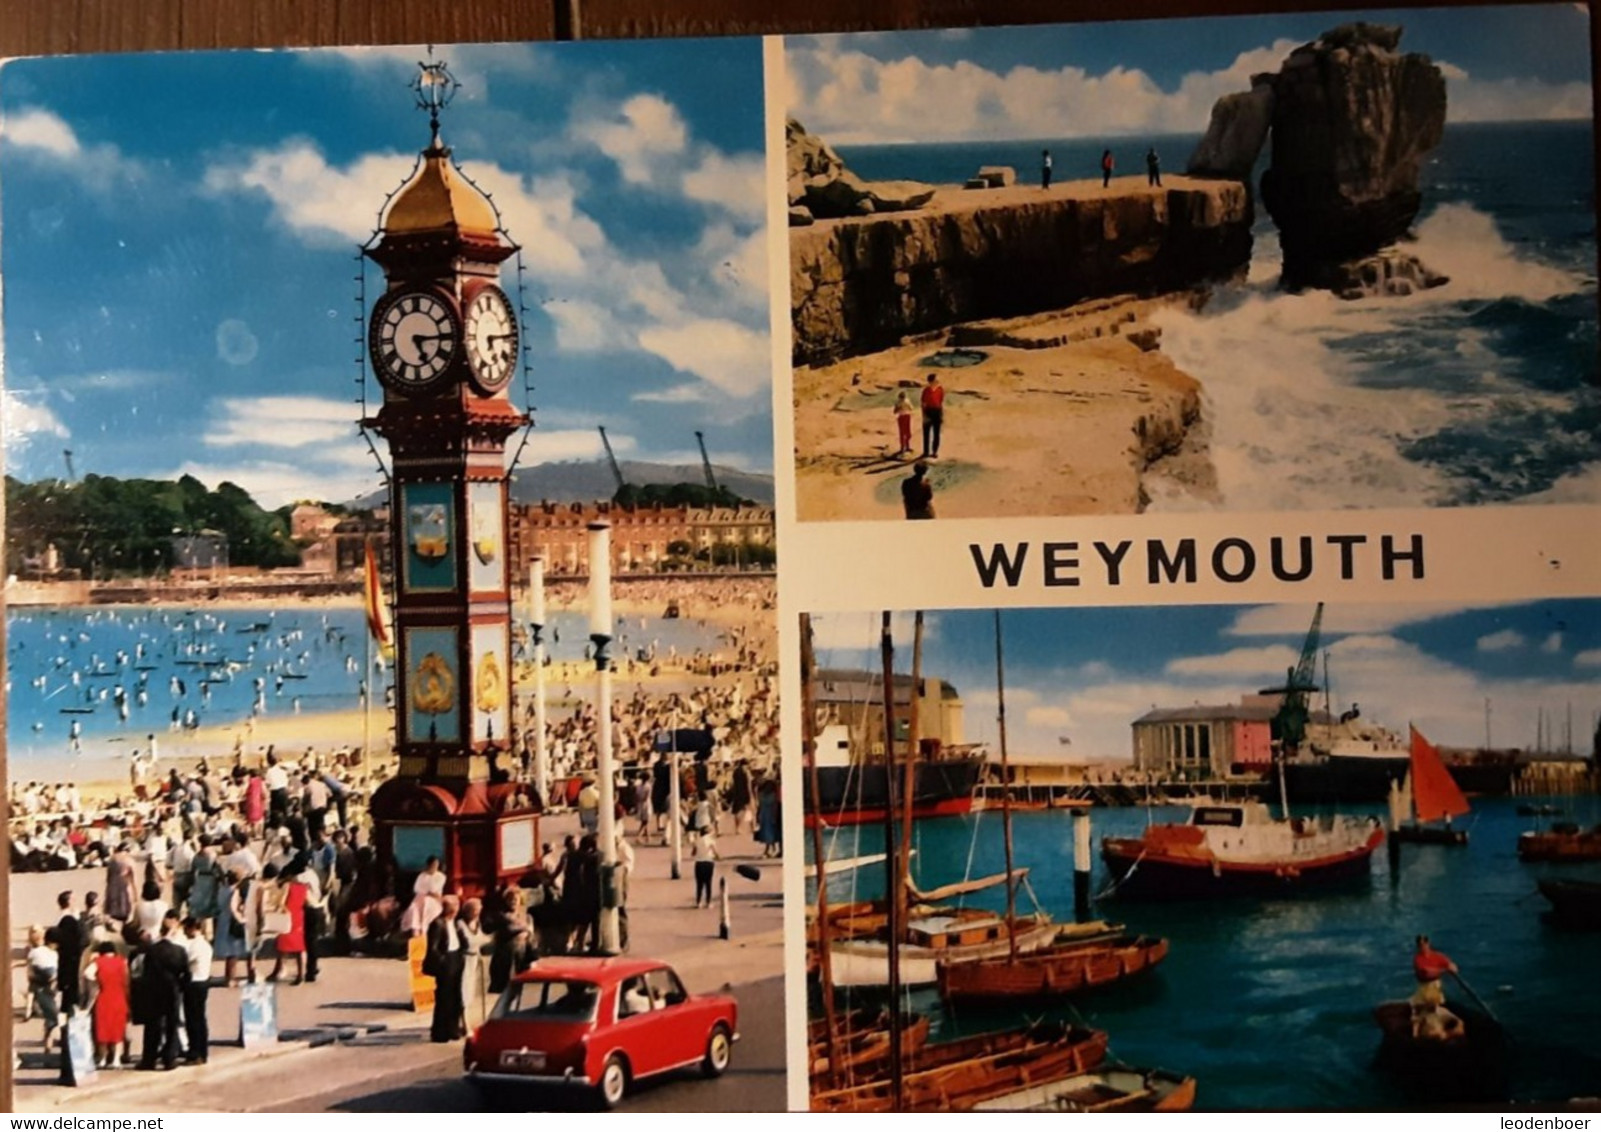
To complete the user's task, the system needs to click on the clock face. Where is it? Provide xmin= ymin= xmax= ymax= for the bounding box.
xmin=464 ymin=285 xmax=519 ymax=393
xmin=370 ymin=289 xmax=461 ymax=392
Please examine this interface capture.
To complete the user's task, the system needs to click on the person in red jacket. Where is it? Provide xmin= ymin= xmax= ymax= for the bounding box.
xmin=1409 ymin=935 xmax=1462 ymax=1039
xmin=920 ymin=373 xmax=945 ymax=459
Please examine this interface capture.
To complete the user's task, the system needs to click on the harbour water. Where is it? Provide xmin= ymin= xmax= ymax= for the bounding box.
xmin=811 ymin=799 xmax=1601 ymax=1108
xmin=5 ymin=604 xmax=747 ymax=769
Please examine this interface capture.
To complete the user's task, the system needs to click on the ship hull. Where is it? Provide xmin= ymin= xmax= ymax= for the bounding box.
xmin=805 ymin=756 xmax=982 ymax=826
xmin=1284 ymin=757 xmax=1515 ymax=803
xmin=1100 ymin=828 xmax=1384 ymax=900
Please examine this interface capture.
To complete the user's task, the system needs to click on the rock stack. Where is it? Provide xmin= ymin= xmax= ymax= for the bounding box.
xmin=786 ymin=118 xmax=936 ymax=225
xmin=1190 ymin=23 xmax=1450 ymax=298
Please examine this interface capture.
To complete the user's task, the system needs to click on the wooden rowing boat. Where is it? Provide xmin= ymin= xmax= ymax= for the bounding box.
xmin=810 ymin=1022 xmax=1110 ymax=1113
xmin=808 ymin=1010 xmax=931 ymax=1082
xmin=1372 ymin=999 xmax=1509 ymax=1101
xmin=936 ymin=928 xmax=1168 ymax=1002
xmin=972 ymin=1065 xmax=1197 ymax=1112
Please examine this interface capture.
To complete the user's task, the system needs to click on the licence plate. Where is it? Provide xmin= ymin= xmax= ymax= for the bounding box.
xmin=500 ymin=1050 xmax=546 ymax=1071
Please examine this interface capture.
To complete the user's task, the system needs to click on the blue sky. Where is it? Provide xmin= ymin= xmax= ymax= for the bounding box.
xmin=1 ymin=40 xmax=770 ymax=508
xmin=810 ymin=601 xmax=1601 ymax=760
xmin=785 ymin=4 xmax=1593 ymax=144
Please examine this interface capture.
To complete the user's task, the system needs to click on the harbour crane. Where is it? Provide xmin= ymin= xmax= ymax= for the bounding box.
xmin=597 ymin=426 xmax=626 ymax=493
xmin=694 ymin=431 xmax=719 ymax=495
xmin=1262 ymin=601 xmax=1325 ymax=758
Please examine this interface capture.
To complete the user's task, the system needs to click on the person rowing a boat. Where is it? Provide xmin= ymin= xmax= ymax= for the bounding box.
xmin=1409 ymin=935 xmax=1464 ymax=1040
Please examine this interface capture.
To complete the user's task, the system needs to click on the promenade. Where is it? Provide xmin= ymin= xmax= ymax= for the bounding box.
xmin=11 ymin=810 xmax=786 ymax=1113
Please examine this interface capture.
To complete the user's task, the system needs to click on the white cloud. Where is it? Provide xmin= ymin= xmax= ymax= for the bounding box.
xmin=203 ymin=116 xmax=769 ymax=414
xmin=1 ymin=390 xmax=70 ymax=445
xmin=523 ymin=428 xmax=630 ymax=463
xmin=2 ymin=106 xmax=139 ymax=189
xmin=637 ymin=318 xmax=769 ymax=399
xmin=1575 ymin=649 xmax=1601 ymax=668
xmin=1541 ymin=632 xmax=1564 ymax=654
xmin=545 ymin=299 xmax=635 ymax=353
xmin=809 ymin=611 xmax=938 ymax=657
xmin=202 ymin=141 xmax=414 ymax=247
xmin=4 ymin=108 xmax=80 ymax=157
xmin=1476 ymin=628 xmax=1526 ymax=652
xmin=1226 ymin=603 xmax=1497 ymax=637
xmin=204 ymin=396 xmax=360 ymax=449
xmin=585 ymin=93 xmax=690 ymax=184
xmin=163 ymin=458 xmax=380 ymax=510
xmin=786 ymin=39 xmax=1302 ymax=145
xmin=1440 ymin=62 xmax=1593 ymax=123
xmin=632 ymin=383 xmax=707 ymax=404
xmin=681 ymin=151 xmax=767 ymax=223
xmin=1166 ymin=644 xmax=1300 ymax=677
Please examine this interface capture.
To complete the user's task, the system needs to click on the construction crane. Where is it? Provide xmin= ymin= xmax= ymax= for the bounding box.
xmin=694 ymin=431 xmax=719 ymax=495
xmin=1261 ymin=601 xmax=1325 ymax=759
xmin=597 ymin=426 xmax=626 ymax=493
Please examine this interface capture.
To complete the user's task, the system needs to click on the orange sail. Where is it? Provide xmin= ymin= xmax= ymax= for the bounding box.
xmin=363 ymin=539 xmax=394 ymax=662
xmin=1408 ymin=725 xmax=1469 ymax=824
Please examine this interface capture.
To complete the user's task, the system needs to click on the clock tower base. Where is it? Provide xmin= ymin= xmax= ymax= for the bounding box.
xmin=368 ymin=778 xmax=541 ymax=903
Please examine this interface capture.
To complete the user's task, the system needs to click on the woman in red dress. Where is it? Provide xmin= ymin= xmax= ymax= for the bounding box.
xmin=268 ymin=873 xmax=307 ymax=985
xmin=84 ymin=941 xmax=130 ymax=1068
xmin=243 ymin=771 xmax=267 ymax=836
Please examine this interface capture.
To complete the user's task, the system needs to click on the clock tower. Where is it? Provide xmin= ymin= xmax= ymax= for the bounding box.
xmin=363 ymin=57 xmax=538 ymax=900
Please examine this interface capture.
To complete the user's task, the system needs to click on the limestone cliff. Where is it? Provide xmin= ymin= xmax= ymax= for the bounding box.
xmin=790 ymin=178 xmax=1251 ymax=366
xmin=1259 ymin=23 xmax=1447 ymax=290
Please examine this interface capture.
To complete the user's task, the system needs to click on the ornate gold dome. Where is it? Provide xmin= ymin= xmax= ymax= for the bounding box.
xmin=381 ymin=145 xmax=498 ymax=239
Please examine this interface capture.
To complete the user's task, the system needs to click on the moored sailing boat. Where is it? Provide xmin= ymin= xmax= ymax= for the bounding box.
xmin=1391 ymin=725 xmax=1470 ymax=846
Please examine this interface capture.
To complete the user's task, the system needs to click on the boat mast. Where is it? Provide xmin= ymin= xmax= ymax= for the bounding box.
xmin=995 ymin=610 xmax=1018 ymax=962
xmin=900 ymin=614 xmax=922 ymax=951
xmin=879 ymin=612 xmax=904 ymax=1110
xmin=800 ymin=614 xmax=843 ymax=1087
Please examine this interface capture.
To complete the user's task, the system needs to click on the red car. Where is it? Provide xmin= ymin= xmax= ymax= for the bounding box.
xmin=463 ymin=956 xmax=739 ymax=1109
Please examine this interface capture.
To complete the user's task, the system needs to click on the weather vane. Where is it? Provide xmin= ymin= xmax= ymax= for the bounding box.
xmin=411 ymin=46 xmax=459 ymax=147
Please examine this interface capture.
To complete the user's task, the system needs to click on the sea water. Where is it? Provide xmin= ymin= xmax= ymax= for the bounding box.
xmin=810 ymin=801 xmax=1601 ymax=1108
xmin=5 ymin=604 xmax=742 ymax=771
xmin=838 ymin=120 xmax=1600 ymax=511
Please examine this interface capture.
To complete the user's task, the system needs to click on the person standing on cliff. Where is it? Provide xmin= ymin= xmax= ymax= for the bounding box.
xmin=893 ymin=390 xmax=914 ymax=457
xmin=1101 ymin=148 xmax=1114 ymax=188
xmin=1146 ymin=147 xmax=1162 ymax=187
xmin=901 ymin=463 xmax=935 ymax=520
xmin=1041 ymin=149 xmax=1052 ymax=190
xmin=920 ymin=373 xmax=945 ymax=459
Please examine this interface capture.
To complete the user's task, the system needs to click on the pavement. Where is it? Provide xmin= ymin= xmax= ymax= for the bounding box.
xmin=10 ymin=810 xmax=786 ymax=1112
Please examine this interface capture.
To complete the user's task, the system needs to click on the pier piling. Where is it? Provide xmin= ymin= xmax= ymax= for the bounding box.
xmin=1073 ymin=809 xmax=1092 ymax=920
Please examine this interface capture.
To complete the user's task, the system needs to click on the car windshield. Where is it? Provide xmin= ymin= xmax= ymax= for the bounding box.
xmin=490 ymin=979 xmax=600 ymax=1023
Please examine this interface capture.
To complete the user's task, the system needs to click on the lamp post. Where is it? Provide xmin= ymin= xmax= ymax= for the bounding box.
xmin=588 ymin=522 xmax=620 ymax=954
xmin=668 ymin=714 xmax=683 ymax=880
xmin=529 ymin=556 xmax=549 ymax=808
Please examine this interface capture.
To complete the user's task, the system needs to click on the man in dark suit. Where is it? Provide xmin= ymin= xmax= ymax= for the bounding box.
xmin=424 ymin=895 xmax=467 ymax=1043
xmin=138 ymin=914 xmax=190 ymax=1070
xmin=54 ymin=891 xmax=85 ymax=1013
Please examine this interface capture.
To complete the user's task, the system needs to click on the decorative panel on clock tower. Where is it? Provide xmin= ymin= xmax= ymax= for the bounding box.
xmin=362 ymin=57 xmax=538 ymax=901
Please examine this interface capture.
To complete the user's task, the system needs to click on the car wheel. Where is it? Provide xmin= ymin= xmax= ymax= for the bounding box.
xmin=702 ymin=1024 xmax=733 ymax=1078
xmin=597 ymin=1055 xmax=629 ymax=1109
